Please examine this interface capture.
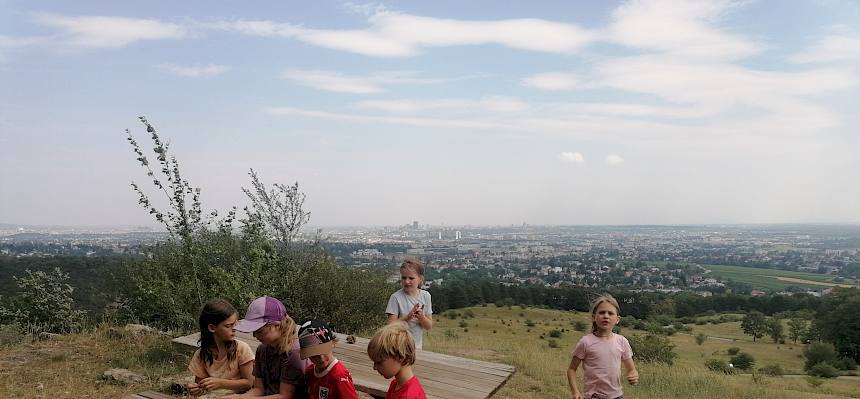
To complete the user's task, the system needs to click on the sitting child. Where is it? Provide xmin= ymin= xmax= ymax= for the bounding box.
xmin=367 ymin=322 xmax=426 ymax=399
xmin=187 ymin=298 xmax=255 ymax=397
xmin=298 ymin=319 xmax=358 ymax=399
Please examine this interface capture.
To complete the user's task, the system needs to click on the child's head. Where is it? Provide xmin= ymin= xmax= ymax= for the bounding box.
xmin=198 ymin=298 xmax=239 ymax=365
xmin=367 ymin=321 xmax=415 ymax=379
xmin=298 ymin=319 xmax=338 ymax=369
xmin=236 ymin=296 xmax=297 ymax=353
xmin=399 ymin=257 xmax=425 ymax=292
xmin=590 ymin=294 xmax=621 ymax=335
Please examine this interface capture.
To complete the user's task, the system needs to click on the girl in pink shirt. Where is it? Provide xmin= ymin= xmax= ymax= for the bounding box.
xmin=567 ymin=294 xmax=638 ymax=399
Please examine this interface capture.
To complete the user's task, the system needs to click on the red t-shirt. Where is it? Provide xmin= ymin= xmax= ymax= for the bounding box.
xmin=386 ymin=376 xmax=427 ymax=399
xmin=304 ymin=359 xmax=358 ymax=399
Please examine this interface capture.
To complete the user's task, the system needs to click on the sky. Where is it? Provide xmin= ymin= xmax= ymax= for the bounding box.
xmin=1 ymin=0 xmax=860 ymax=227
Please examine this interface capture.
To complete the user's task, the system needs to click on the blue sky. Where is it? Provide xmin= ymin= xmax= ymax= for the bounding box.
xmin=1 ymin=0 xmax=859 ymax=227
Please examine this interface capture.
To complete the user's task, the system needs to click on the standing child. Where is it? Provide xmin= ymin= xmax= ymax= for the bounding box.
xmin=298 ymin=319 xmax=358 ymax=399
xmin=224 ymin=296 xmax=309 ymax=399
xmin=385 ymin=257 xmax=433 ymax=350
xmin=187 ymin=299 xmax=255 ymax=397
xmin=567 ymin=294 xmax=638 ymax=399
xmin=367 ymin=322 xmax=426 ymax=399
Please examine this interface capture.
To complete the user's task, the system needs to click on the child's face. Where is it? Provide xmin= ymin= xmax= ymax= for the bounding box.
xmin=592 ymin=301 xmax=620 ymax=332
xmin=209 ymin=313 xmax=238 ymax=342
xmin=309 ymin=352 xmax=335 ymax=370
xmin=400 ymin=268 xmax=421 ymax=293
xmin=372 ymin=356 xmax=403 ymax=379
xmin=253 ymin=322 xmax=281 ymax=345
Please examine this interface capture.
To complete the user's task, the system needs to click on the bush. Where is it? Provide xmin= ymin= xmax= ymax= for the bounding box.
xmin=463 ymin=309 xmax=475 ymax=319
xmin=803 ymin=342 xmax=838 ymax=371
xmin=832 ymin=357 xmax=857 ymax=371
xmin=759 ymin=364 xmax=784 ymax=376
xmin=727 ymin=347 xmax=741 ymax=356
xmin=628 ymin=334 xmax=677 ymax=365
xmin=548 ymin=339 xmax=559 ymax=348
xmin=525 ymin=319 xmax=536 ymax=327
xmin=549 ymin=329 xmax=562 ymax=338
xmin=573 ymin=320 xmax=587 ymax=332
xmin=695 ymin=333 xmax=707 ymax=345
xmin=1 ymin=268 xmax=85 ymax=333
xmin=730 ymin=352 xmax=756 ymax=370
xmin=705 ymin=358 xmax=734 ymax=374
xmin=0 ymin=324 xmax=24 ymax=346
xmin=807 ymin=362 xmax=839 ymax=378
xmin=458 ymin=320 xmax=468 ymax=328
xmin=445 ymin=310 xmax=460 ymax=320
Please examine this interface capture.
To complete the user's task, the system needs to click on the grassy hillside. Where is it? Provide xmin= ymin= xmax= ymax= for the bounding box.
xmin=423 ymin=305 xmax=860 ymax=399
xmin=2 ymin=307 xmax=857 ymax=398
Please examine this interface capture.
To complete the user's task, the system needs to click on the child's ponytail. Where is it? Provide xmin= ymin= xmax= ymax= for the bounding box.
xmin=275 ymin=314 xmax=299 ymax=354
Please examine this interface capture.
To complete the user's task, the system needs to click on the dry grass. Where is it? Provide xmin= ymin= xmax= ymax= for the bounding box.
xmin=423 ymin=305 xmax=860 ymax=399
xmin=0 ymin=325 xmax=188 ymax=399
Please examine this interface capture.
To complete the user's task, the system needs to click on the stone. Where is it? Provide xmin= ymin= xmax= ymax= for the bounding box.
xmin=103 ymin=368 xmax=147 ymax=385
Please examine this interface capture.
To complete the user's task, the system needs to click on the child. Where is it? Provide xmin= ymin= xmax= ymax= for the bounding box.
xmin=298 ymin=319 xmax=358 ymax=399
xmin=224 ymin=296 xmax=309 ymax=399
xmin=385 ymin=257 xmax=433 ymax=350
xmin=367 ymin=322 xmax=426 ymax=399
xmin=187 ymin=299 xmax=255 ymax=397
xmin=567 ymin=294 xmax=638 ymax=399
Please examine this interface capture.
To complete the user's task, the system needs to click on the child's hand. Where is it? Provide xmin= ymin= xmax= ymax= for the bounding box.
xmin=571 ymin=392 xmax=582 ymax=399
xmin=186 ymin=382 xmax=203 ymax=396
xmin=627 ymin=369 xmax=639 ymax=385
xmin=199 ymin=377 xmax=222 ymax=392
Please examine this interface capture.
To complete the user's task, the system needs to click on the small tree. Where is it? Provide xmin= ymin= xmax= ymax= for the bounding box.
xmin=767 ymin=317 xmax=784 ymax=343
xmin=788 ymin=317 xmax=808 ymax=344
xmin=628 ymin=334 xmax=677 ymax=365
xmin=243 ymin=168 xmax=310 ymax=247
xmin=730 ymin=352 xmax=756 ymax=370
xmin=741 ymin=311 xmax=767 ymax=342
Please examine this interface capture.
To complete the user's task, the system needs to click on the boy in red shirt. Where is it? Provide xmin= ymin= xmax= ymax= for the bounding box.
xmin=367 ymin=322 xmax=427 ymax=399
xmin=298 ymin=319 xmax=359 ymax=399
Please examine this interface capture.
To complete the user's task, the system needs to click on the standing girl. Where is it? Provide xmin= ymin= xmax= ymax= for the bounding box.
xmin=385 ymin=258 xmax=433 ymax=350
xmin=187 ymin=298 xmax=255 ymax=397
xmin=225 ymin=296 xmax=309 ymax=399
xmin=567 ymin=294 xmax=638 ymax=399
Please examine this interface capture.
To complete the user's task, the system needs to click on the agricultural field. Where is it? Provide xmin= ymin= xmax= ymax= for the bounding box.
xmin=700 ymin=264 xmax=857 ymax=291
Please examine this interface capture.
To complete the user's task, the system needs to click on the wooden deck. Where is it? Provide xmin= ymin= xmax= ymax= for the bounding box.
xmin=172 ymin=331 xmax=514 ymax=399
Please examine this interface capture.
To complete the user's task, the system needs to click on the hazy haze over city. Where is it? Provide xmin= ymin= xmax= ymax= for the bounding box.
xmin=2 ymin=0 xmax=860 ymax=227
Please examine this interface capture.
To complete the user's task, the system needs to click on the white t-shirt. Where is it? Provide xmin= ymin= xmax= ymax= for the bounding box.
xmin=385 ymin=288 xmax=433 ymax=349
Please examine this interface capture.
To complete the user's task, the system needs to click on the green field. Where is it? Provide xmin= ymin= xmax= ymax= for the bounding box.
xmin=700 ymin=264 xmax=857 ymax=291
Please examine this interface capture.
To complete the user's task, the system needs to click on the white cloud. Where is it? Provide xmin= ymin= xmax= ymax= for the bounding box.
xmin=354 ymin=96 xmax=529 ymax=113
xmin=158 ymin=63 xmax=230 ymax=78
xmin=605 ymin=154 xmax=624 ymax=166
xmin=606 ymin=0 xmax=761 ymax=60
xmin=35 ymin=14 xmax=187 ymax=47
xmin=522 ymin=72 xmax=579 ymax=91
xmin=282 ymin=70 xmax=452 ymax=93
xmin=221 ymin=11 xmax=595 ymax=57
xmin=790 ymin=34 xmax=860 ymax=64
xmin=558 ymin=152 xmax=585 ymax=164
xmin=265 ymin=106 xmax=512 ymax=130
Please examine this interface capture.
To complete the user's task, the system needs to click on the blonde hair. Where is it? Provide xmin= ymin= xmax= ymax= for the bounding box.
xmin=590 ymin=294 xmax=621 ymax=334
xmin=400 ymin=257 xmax=425 ymax=285
xmin=273 ymin=315 xmax=298 ymax=354
xmin=367 ymin=321 xmax=416 ymax=366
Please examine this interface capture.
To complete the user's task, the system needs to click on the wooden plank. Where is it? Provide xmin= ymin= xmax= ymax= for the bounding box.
xmin=172 ymin=331 xmax=515 ymax=399
xmin=122 ymin=391 xmax=174 ymax=399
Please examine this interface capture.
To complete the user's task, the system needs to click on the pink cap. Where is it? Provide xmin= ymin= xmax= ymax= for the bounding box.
xmin=235 ymin=296 xmax=287 ymax=332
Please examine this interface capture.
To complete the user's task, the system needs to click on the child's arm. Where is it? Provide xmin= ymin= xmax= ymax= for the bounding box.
xmin=414 ymin=306 xmax=433 ymax=331
xmin=622 ymin=357 xmax=639 ymax=385
xmin=566 ymin=356 xmax=583 ymax=399
xmin=219 ymin=377 xmax=264 ymax=398
xmin=199 ymin=360 xmax=255 ymax=392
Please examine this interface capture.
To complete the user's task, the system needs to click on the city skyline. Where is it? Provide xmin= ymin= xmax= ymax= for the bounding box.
xmin=2 ymin=1 xmax=860 ymax=226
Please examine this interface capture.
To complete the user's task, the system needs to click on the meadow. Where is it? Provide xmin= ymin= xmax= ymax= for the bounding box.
xmin=699 ymin=264 xmax=857 ymax=291
xmin=2 ymin=305 xmax=858 ymax=398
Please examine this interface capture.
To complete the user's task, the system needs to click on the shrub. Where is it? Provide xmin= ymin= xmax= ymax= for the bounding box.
xmin=458 ymin=320 xmax=468 ymax=328
xmin=832 ymin=357 xmax=857 ymax=371
xmin=695 ymin=333 xmax=707 ymax=345
xmin=803 ymin=342 xmax=838 ymax=371
xmin=573 ymin=320 xmax=587 ymax=332
xmin=548 ymin=339 xmax=559 ymax=348
xmin=628 ymin=334 xmax=677 ymax=365
xmin=727 ymin=347 xmax=741 ymax=356
xmin=444 ymin=329 xmax=458 ymax=339
xmin=445 ymin=310 xmax=460 ymax=320
xmin=463 ymin=309 xmax=475 ymax=319
xmin=705 ymin=358 xmax=734 ymax=374
xmin=730 ymin=352 xmax=756 ymax=370
xmin=807 ymin=362 xmax=839 ymax=378
xmin=549 ymin=329 xmax=562 ymax=338
xmin=0 ymin=324 xmax=24 ymax=346
xmin=525 ymin=319 xmax=536 ymax=327
xmin=759 ymin=364 xmax=784 ymax=376
xmin=806 ymin=376 xmax=824 ymax=387
xmin=2 ymin=268 xmax=85 ymax=334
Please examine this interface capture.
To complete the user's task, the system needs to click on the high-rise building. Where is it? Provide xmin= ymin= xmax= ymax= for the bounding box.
xmin=455 ymin=231 xmax=462 ymax=240
xmin=412 ymin=221 xmax=419 ymax=229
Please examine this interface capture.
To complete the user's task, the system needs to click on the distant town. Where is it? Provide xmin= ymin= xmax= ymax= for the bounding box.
xmin=3 ymin=222 xmax=859 ymax=296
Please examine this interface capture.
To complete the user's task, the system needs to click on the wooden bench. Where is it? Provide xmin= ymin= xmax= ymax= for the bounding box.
xmin=123 ymin=391 xmax=174 ymax=399
xmin=172 ymin=331 xmax=514 ymax=399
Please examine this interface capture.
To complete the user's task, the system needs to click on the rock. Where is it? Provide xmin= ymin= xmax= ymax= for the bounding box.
xmin=103 ymin=368 xmax=147 ymax=385
xmin=124 ymin=324 xmax=158 ymax=336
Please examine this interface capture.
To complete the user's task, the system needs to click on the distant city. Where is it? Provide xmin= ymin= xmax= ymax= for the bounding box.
xmin=2 ymin=222 xmax=859 ymax=296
